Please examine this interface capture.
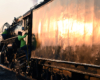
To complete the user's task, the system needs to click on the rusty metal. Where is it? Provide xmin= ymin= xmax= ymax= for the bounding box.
xmin=1 ymin=36 xmax=17 ymax=44
xmin=31 ymin=0 xmax=100 ymax=65
xmin=2 ymin=0 xmax=100 ymax=79
xmin=43 ymin=64 xmax=100 ymax=78
xmin=32 ymin=57 xmax=100 ymax=68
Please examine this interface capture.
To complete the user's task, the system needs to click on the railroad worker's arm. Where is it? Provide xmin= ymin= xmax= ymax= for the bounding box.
xmin=18 ymin=34 xmax=27 ymax=41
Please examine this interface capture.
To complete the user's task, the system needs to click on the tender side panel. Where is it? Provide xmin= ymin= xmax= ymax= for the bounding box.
xmin=31 ymin=0 xmax=100 ymax=65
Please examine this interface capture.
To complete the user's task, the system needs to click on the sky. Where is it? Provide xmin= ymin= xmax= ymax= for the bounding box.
xmin=0 ymin=0 xmax=43 ymax=32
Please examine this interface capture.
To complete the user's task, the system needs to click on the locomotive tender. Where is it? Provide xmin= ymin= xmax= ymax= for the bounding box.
xmin=1 ymin=0 xmax=100 ymax=80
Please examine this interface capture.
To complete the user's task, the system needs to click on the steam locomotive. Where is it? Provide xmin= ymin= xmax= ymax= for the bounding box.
xmin=1 ymin=0 xmax=100 ymax=80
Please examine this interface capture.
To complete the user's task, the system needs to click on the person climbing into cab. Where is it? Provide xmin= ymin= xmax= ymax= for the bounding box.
xmin=2 ymin=29 xmax=8 ymax=40
xmin=18 ymin=31 xmax=31 ymax=61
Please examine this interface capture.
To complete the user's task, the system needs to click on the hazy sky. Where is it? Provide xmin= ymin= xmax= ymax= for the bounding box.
xmin=0 ymin=0 xmax=43 ymax=30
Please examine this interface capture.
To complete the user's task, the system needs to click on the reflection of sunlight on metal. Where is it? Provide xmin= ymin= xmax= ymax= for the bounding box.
xmin=57 ymin=19 xmax=69 ymax=38
xmin=49 ymin=18 xmax=57 ymax=39
xmin=32 ymin=0 xmax=95 ymax=47
xmin=2 ymin=22 xmax=10 ymax=32
xmin=84 ymin=23 xmax=93 ymax=36
xmin=57 ymin=19 xmax=93 ymax=37
xmin=38 ymin=20 xmax=41 ymax=34
xmin=3 ymin=26 xmax=7 ymax=31
xmin=38 ymin=20 xmax=41 ymax=47
xmin=17 ymin=16 xmax=23 ymax=22
xmin=7 ymin=44 xmax=12 ymax=47
xmin=56 ymin=18 xmax=93 ymax=47
xmin=31 ymin=0 xmax=100 ymax=64
xmin=35 ymin=34 xmax=41 ymax=49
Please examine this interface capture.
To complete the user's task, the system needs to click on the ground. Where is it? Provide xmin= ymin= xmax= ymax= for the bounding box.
xmin=0 ymin=66 xmax=31 ymax=80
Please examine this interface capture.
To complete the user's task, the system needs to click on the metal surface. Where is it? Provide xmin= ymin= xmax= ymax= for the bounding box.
xmin=32 ymin=57 xmax=100 ymax=68
xmin=13 ymin=21 xmax=23 ymax=35
xmin=31 ymin=0 xmax=100 ymax=65
xmin=0 ymin=52 xmax=1 ymax=64
xmin=43 ymin=64 xmax=100 ymax=78
xmin=1 ymin=36 xmax=17 ymax=44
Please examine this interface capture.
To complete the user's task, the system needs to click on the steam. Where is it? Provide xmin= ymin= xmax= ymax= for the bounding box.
xmin=31 ymin=0 xmax=37 ymax=5
xmin=31 ymin=0 xmax=44 ymax=5
xmin=37 ymin=0 xmax=44 ymax=4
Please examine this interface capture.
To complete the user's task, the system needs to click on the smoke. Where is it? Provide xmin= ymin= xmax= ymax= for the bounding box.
xmin=37 ymin=0 xmax=44 ymax=4
xmin=31 ymin=0 xmax=44 ymax=5
xmin=31 ymin=0 xmax=37 ymax=5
